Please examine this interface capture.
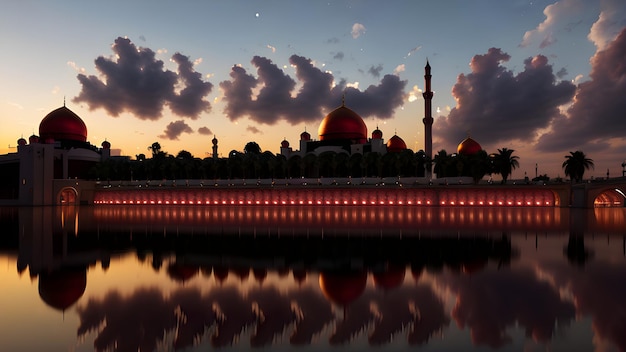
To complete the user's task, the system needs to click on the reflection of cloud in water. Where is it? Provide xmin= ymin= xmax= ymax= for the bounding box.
xmin=438 ymin=267 xmax=575 ymax=348
xmin=248 ymin=286 xmax=296 ymax=347
xmin=77 ymin=288 xmax=177 ymax=352
xmin=75 ymin=276 xmax=449 ymax=349
xmin=545 ymin=260 xmax=626 ymax=352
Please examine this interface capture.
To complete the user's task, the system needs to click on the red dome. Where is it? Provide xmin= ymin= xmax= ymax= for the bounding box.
xmin=372 ymin=128 xmax=383 ymax=140
xmin=17 ymin=138 xmax=27 ymax=146
xmin=39 ymin=106 xmax=87 ymax=143
xmin=318 ymin=105 xmax=367 ymax=143
xmin=373 ymin=265 xmax=405 ymax=290
xmin=457 ymin=137 xmax=482 ymax=155
xmin=300 ymin=130 xmax=311 ymax=141
xmin=38 ymin=269 xmax=86 ymax=311
xmin=29 ymin=135 xmax=40 ymax=144
xmin=281 ymin=139 xmax=290 ymax=148
xmin=101 ymin=140 xmax=111 ymax=149
xmin=386 ymin=135 xmax=407 ymax=153
xmin=319 ymin=271 xmax=367 ymax=306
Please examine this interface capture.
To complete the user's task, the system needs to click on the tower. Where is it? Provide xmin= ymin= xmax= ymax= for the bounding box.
xmin=422 ymin=61 xmax=434 ymax=177
xmin=212 ymin=136 xmax=218 ymax=159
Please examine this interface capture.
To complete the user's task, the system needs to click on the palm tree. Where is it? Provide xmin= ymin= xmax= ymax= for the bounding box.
xmin=433 ymin=150 xmax=452 ymax=178
xmin=493 ymin=148 xmax=520 ymax=184
xmin=562 ymin=151 xmax=594 ymax=183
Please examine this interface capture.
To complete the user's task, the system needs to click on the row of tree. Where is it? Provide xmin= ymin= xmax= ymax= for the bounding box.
xmin=88 ymin=142 xmax=594 ymax=184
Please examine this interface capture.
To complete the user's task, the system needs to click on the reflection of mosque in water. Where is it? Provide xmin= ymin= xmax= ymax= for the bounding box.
xmin=2 ymin=206 xmax=626 ymax=350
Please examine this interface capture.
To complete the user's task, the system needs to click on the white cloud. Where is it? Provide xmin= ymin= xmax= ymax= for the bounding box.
xmin=66 ymin=61 xmax=85 ymax=73
xmin=351 ymin=23 xmax=366 ymax=39
xmin=519 ymin=0 xmax=584 ymax=48
xmin=393 ymin=64 xmax=406 ymax=75
xmin=588 ymin=0 xmax=626 ymax=50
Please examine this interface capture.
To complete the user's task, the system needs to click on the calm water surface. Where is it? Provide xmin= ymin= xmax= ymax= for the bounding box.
xmin=0 ymin=205 xmax=625 ymax=352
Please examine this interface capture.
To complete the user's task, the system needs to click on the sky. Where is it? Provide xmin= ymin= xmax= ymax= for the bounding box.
xmin=1 ymin=0 xmax=625 ymax=180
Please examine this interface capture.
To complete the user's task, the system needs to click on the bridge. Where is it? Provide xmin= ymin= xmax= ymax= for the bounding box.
xmin=570 ymin=177 xmax=626 ymax=208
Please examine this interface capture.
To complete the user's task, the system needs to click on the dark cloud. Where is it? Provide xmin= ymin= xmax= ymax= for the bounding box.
xmin=159 ymin=120 xmax=193 ymax=140
xmin=333 ymin=51 xmax=345 ymax=60
xmin=246 ymin=125 xmax=262 ymax=134
xmin=367 ymin=64 xmax=383 ymax=78
xmin=537 ymin=27 xmax=626 ymax=152
xmin=168 ymin=53 xmax=213 ymax=119
xmin=556 ymin=67 xmax=567 ymax=79
xmin=197 ymin=126 xmax=212 ymax=135
xmin=73 ymin=37 xmax=212 ymax=120
xmin=439 ymin=267 xmax=575 ymax=348
xmin=219 ymin=54 xmax=407 ymax=125
xmin=433 ymin=48 xmax=575 ymax=150
xmin=327 ymin=37 xmax=340 ymax=44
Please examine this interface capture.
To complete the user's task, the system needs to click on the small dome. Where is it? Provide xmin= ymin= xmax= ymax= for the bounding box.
xmin=281 ymin=139 xmax=290 ymax=148
xmin=372 ymin=128 xmax=383 ymax=140
xmin=29 ymin=135 xmax=40 ymax=144
xmin=300 ymin=130 xmax=311 ymax=141
xmin=17 ymin=138 xmax=27 ymax=146
xmin=319 ymin=271 xmax=367 ymax=306
xmin=212 ymin=136 xmax=218 ymax=145
xmin=101 ymin=140 xmax=111 ymax=149
xmin=318 ymin=105 xmax=367 ymax=143
xmin=457 ymin=137 xmax=482 ymax=155
xmin=386 ymin=135 xmax=407 ymax=153
xmin=39 ymin=106 xmax=87 ymax=143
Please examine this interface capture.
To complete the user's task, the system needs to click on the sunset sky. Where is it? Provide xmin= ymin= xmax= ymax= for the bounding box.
xmin=1 ymin=0 xmax=625 ymax=179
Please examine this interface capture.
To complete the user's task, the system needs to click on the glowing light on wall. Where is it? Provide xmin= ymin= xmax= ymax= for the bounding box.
xmin=93 ymin=187 xmax=557 ymax=208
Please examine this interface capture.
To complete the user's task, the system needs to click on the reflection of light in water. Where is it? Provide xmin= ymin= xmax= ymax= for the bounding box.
xmin=90 ymin=206 xmax=573 ymax=235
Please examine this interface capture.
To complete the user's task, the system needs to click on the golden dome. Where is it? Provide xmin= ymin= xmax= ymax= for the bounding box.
xmin=457 ymin=137 xmax=482 ymax=155
xmin=386 ymin=135 xmax=407 ymax=153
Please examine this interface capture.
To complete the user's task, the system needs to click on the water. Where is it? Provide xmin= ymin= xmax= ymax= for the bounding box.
xmin=0 ymin=205 xmax=625 ymax=352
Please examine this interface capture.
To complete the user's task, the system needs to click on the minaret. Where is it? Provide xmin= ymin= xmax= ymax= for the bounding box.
xmin=422 ymin=60 xmax=434 ymax=177
xmin=212 ymin=136 xmax=218 ymax=159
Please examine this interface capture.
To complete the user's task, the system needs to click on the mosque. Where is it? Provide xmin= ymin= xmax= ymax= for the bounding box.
xmin=278 ymin=61 xmax=483 ymax=169
xmin=0 ymin=104 xmax=112 ymax=205
xmin=0 ymin=61 xmax=488 ymax=206
xmin=279 ymin=97 xmax=409 ymax=158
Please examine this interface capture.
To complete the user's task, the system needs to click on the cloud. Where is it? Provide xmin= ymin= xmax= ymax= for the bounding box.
xmin=197 ymin=126 xmax=212 ymax=135
xmin=537 ymin=27 xmax=626 ymax=151
xmin=67 ymin=61 xmax=85 ymax=73
xmin=367 ymin=64 xmax=383 ymax=78
xmin=433 ymin=48 xmax=575 ymax=150
xmin=266 ymin=44 xmax=276 ymax=53
xmin=351 ymin=23 xmax=366 ymax=39
xmin=219 ymin=54 xmax=407 ymax=125
xmin=73 ymin=37 xmax=212 ymax=120
xmin=246 ymin=125 xmax=262 ymax=134
xmin=159 ymin=120 xmax=194 ymax=140
xmin=588 ymin=0 xmax=626 ymax=50
xmin=406 ymin=45 xmax=422 ymax=57
xmin=394 ymin=64 xmax=406 ymax=75
xmin=333 ymin=52 xmax=345 ymax=60
xmin=519 ymin=0 xmax=584 ymax=48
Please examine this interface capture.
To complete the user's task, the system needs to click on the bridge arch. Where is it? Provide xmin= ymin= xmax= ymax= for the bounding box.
xmin=57 ymin=187 xmax=78 ymax=205
xmin=592 ymin=187 xmax=626 ymax=207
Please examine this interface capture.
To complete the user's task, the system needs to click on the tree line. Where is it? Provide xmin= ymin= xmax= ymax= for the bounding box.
xmin=88 ymin=141 xmax=594 ymax=184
